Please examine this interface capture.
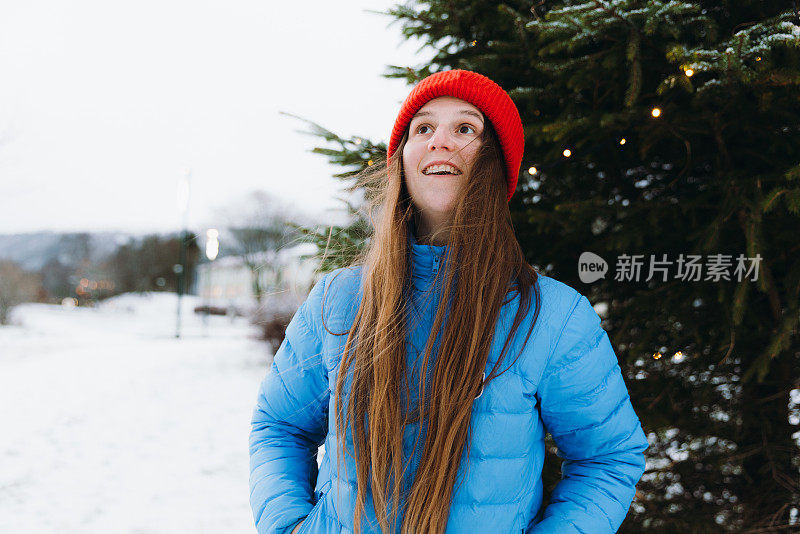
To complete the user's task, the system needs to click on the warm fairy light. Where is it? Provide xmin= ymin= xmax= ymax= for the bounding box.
xmin=651 ymin=107 xmax=662 ymax=118
xmin=673 ymin=351 xmax=685 ymax=362
xmin=562 ymin=149 xmax=571 ymax=158
xmin=471 ymin=40 xmax=477 ymax=46
xmin=619 ymin=138 xmax=626 ymax=145
xmin=684 ymin=68 xmax=694 ymax=77
xmin=367 ymin=159 xmax=374 ymax=166
xmin=756 ymin=56 xmax=762 ymax=61
xmin=354 ymin=137 xmax=362 ymax=145
xmin=653 ymin=352 xmax=662 ymax=360
xmin=528 ymin=166 xmax=537 ymax=175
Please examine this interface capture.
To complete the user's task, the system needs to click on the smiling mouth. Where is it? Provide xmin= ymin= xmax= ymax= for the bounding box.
xmin=422 ymin=163 xmax=463 ymax=175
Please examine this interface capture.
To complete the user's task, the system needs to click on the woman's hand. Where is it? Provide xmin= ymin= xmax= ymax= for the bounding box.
xmin=290 ymin=518 xmax=305 ymax=534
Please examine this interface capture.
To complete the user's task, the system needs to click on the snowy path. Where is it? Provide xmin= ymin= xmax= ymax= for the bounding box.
xmin=0 ymin=294 xmax=273 ymax=533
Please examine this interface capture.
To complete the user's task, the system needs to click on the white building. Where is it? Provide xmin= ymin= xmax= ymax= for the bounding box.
xmin=194 ymin=243 xmax=319 ymax=315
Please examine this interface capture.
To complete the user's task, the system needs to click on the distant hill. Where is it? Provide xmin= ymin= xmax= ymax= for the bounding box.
xmin=0 ymin=231 xmax=139 ymax=271
xmin=0 ymin=227 xmax=315 ymax=274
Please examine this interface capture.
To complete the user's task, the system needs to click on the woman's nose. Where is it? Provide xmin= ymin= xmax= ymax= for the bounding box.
xmin=427 ymin=126 xmax=455 ymax=151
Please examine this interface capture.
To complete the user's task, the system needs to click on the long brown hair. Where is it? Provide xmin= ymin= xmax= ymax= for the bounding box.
xmin=326 ymin=116 xmax=541 ymax=533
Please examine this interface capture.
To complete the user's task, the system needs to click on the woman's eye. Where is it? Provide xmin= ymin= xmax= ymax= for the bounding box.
xmin=416 ymin=124 xmax=476 ymax=135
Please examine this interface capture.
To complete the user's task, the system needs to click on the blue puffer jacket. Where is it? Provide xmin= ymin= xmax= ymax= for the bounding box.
xmin=249 ymin=230 xmax=649 ymax=534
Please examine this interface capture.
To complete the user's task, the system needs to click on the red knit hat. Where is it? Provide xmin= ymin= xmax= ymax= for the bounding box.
xmin=387 ymin=69 xmax=525 ymax=201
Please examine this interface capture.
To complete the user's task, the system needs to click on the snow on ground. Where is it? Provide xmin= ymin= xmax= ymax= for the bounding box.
xmin=0 ymin=293 xmax=277 ymax=533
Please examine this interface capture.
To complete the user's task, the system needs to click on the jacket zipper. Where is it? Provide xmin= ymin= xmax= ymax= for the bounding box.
xmin=409 ymin=250 xmax=441 ymax=506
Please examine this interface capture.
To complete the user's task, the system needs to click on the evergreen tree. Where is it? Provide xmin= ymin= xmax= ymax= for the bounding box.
xmin=105 ymin=233 xmax=200 ymax=294
xmin=280 ymin=111 xmax=382 ymax=273
xmin=296 ymin=1 xmax=800 ymax=530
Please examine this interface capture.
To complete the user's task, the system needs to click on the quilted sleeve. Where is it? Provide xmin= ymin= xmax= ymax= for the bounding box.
xmin=531 ymin=294 xmax=648 ymax=533
xmin=249 ymin=273 xmax=331 ymax=534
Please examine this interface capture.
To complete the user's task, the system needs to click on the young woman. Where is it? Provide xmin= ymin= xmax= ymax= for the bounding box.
xmin=249 ymin=69 xmax=648 ymax=534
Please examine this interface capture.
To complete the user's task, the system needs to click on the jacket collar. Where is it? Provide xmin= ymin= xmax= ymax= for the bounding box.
xmin=408 ymin=221 xmax=447 ymax=282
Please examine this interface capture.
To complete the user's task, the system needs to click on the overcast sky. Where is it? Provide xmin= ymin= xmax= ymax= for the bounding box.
xmin=0 ymin=1 xmax=432 ymax=235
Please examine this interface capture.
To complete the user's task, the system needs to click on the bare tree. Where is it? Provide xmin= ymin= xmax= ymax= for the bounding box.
xmin=216 ymin=191 xmax=302 ymax=304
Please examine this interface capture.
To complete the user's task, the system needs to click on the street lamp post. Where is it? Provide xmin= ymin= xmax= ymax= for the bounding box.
xmin=175 ymin=167 xmax=191 ymax=339
xmin=203 ymin=228 xmax=219 ymax=336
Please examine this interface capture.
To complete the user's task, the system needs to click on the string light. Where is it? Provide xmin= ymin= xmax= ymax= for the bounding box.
xmin=471 ymin=40 xmax=477 ymax=46
xmin=354 ymin=137 xmax=362 ymax=145
xmin=756 ymin=56 xmax=762 ymax=61
xmin=528 ymin=166 xmax=538 ymax=175
xmin=651 ymin=107 xmax=662 ymax=118
xmin=673 ymin=351 xmax=685 ymax=363
xmin=653 ymin=352 xmax=662 ymax=360
xmin=619 ymin=138 xmax=626 ymax=145
xmin=367 ymin=159 xmax=374 ymax=166
xmin=562 ymin=149 xmax=572 ymax=158
xmin=684 ymin=68 xmax=694 ymax=77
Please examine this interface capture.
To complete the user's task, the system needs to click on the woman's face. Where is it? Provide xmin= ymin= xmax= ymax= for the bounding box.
xmin=402 ymin=96 xmax=485 ymax=221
